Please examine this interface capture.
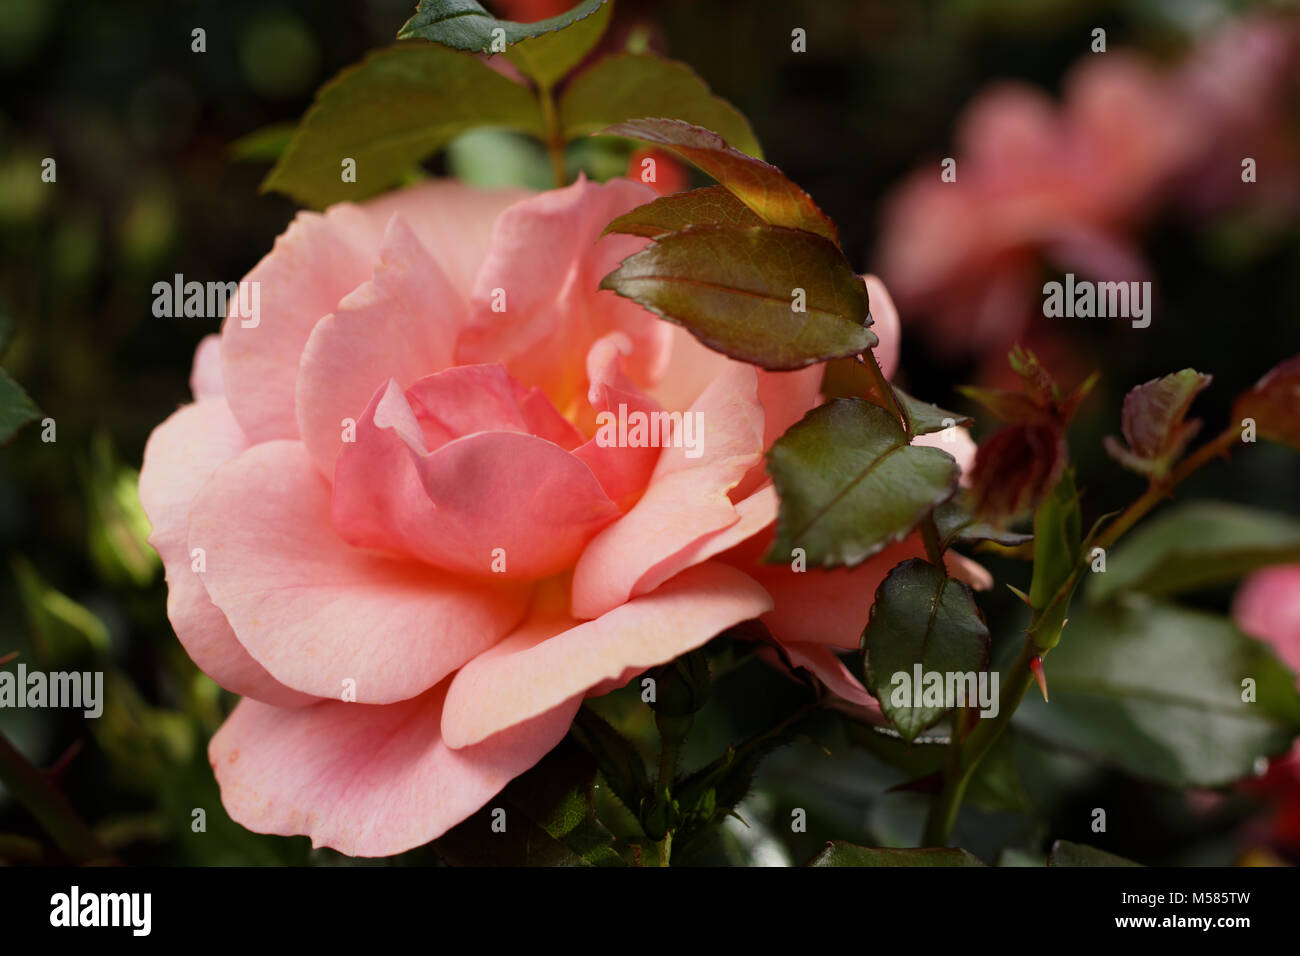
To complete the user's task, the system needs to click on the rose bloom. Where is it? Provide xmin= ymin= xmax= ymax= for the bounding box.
xmin=1234 ymin=565 xmax=1300 ymax=852
xmin=140 ymin=176 xmax=980 ymax=856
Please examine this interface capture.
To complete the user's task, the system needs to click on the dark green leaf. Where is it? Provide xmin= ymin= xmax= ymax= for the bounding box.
xmin=504 ymin=0 xmax=612 ymax=90
xmin=598 ymin=118 xmax=831 ymax=238
xmin=567 ymin=56 xmax=762 ymax=159
xmin=573 ymin=705 xmax=650 ymax=817
xmin=807 ymin=842 xmax=985 ymax=866
xmin=1048 ymin=840 xmax=1141 ymax=867
xmin=863 ymin=559 xmax=990 ymax=741
xmin=0 ymin=367 xmax=39 ymax=444
xmin=435 ymin=736 xmax=623 ymax=866
xmin=399 ymin=0 xmax=607 ymax=53
xmin=264 ymin=43 xmax=542 ymax=208
xmin=932 ymin=499 xmax=1033 ymax=550
xmin=1028 ymin=469 xmax=1081 ymax=614
xmin=603 ymin=185 xmax=763 ymax=239
xmin=1088 ymin=501 xmax=1300 ymax=605
xmin=765 ymin=399 xmax=960 ymax=567
xmin=600 ymin=224 xmax=874 ymax=369
xmin=1015 ymin=596 xmax=1300 ymax=787
xmin=897 ymin=390 xmax=972 ymax=437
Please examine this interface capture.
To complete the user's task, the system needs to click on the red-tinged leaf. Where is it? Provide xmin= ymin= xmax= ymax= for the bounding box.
xmin=597 ymin=118 xmax=837 ymax=244
xmin=600 ymin=224 xmax=875 ymax=369
xmin=968 ymin=423 xmax=1068 ymax=522
xmin=1104 ymin=369 xmax=1212 ymax=476
xmin=959 ymin=346 xmax=1097 ymax=428
xmin=603 ymin=185 xmax=764 ymax=239
xmin=1235 ymin=356 xmax=1300 ymax=450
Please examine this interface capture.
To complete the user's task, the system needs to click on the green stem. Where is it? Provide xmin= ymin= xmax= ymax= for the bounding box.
xmin=0 ymin=730 xmax=110 ymax=862
xmin=538 ymin=85 xmax=568 ymax=189
xmin=920 ymin=422 xmax=1240 ymax=846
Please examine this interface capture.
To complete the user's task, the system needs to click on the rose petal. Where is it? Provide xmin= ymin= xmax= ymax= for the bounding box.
xmin=332 ymin=377 xmax=618 ymax=578
xmin=139 ymin=401 xmax=314 ymax=707
xmin=210 ymin=681 xmax=579 ymax=858
xmin=457 ymin=175 xmax=668 ymax=407
xmin=295 ymin=215 xmax=466 ymax=477
xmin=189 ymin=439 xmax=529 ymax=703
xmin=571 ymin=362 xmax=764 ymax=619
xmin=189 ymin=334 xmax=224 ymax=401
xmin=443 ymin=562 xmax=773 ymax=748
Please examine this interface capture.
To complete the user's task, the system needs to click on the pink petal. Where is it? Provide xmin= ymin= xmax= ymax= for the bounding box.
xmin=571 ymin=333 xmax=663 ymax=506
xmin=295 ymin=215 xmax=466 ymax=477
xmin=189 ymin=439 xmax=530 ymax=703
xmin=571 ymin=362 xmax=765 ymax=619
xmin=332 ymin=376 xmax=618 ymax=578
xmin=456 ymin=176 xmax=669 ymax=407
xmin=139 ymin=401 xmax=313 ymax=706
xmin=864 ymin=274 xmax=902 ymax=379
xmin=781 ymin=640 xmax=880 ymax=710
xmin=220 ymin=203 xmax=380 ymax=443
xmin=189 ymin=334 xmax=224 ymax=401
xmin=730 ymin=535 xmax=990 ymax=650
xmin=1234 ymin=565 xmax=1300 ymax=677
xmin=443 ymin=562 xmax=773 ymax=748
xmin=356 ymin=179 xmax=531 ymax=299
xmin=209 ymin=681 xmax=579 ymax=858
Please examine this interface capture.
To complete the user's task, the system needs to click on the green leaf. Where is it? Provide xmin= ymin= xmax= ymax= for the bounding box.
xmin=1088 ymin=501 xmax=1300 ymax=605
xmin=573 ymin=705 xmax=650 ymax=817
xmin=932 ymin=499 xmax=1032 ymax=550
xmin=897 ymin=391 xmax=972 ymax=437
xmin=863 ymin=559 xmax=990 ymax=741
xmin=227 ymin=123 xmax=296 ymax=163
xmin=603 ymin=185 xmax=764 ymax=239
xmin=84 ymin=434 xmax=159 ymax=588
xmin=11 ymin=556 xmax=110 ymax=667
xmin=399 ymin=0 xmax=608 ymax=53
xmin=807 ymin=842 xmax=985 ymax=867
xmin=0 ymin=367 xmax=39 ymax=443
xmin=1015 ymin=596 xmax=1300 ymax=787
xmin=504 ymin=0 xmax=612 ymax=90
xmin=597 ymin=119 xmax=832 ymax=239
xmin=600 ymin=224 xmax=874 ymax=370
xmin=264 ymin=43 xmax=543 ymax=208
xmin=1234 ymin=355 xmax=1300 ymax=449
xmin=1048 ymin=840 xmax=1141 ymax=867
xmin=1028 ymin=469 xmax=1081 ymax=618
xmin=434 ymin=736 xmax=624 ymax=866
xmin=566 ymin=56 xmax=762 ymax=159
xmin=765 ymin=399 xmax=960 ymax=567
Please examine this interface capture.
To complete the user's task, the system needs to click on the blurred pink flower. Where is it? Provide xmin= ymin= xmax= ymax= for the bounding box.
xmin=1233 ymin=564 xmax=1300 ymax=851
xmin=875 ymin=15 xmax=1300 ymax=362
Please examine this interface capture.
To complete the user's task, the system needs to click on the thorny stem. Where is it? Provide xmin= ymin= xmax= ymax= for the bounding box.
xmin=0 ymin=730 xmax=110 ymax=863
xmin=921 ymin=422 xmax=1242 ymax=846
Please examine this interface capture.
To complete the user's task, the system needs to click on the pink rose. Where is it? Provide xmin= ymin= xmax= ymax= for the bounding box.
xmin=140 ymin=176 xmax=978 ymax=856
